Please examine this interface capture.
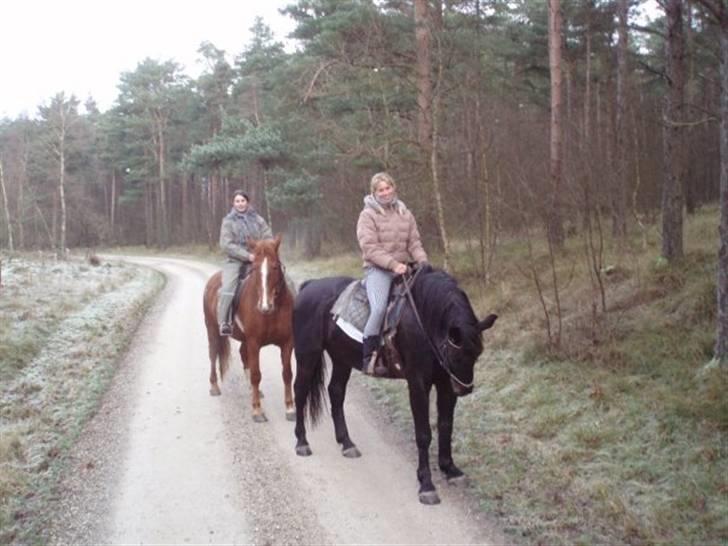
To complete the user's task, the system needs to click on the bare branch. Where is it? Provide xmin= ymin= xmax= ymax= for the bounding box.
xmin=302 ymin=60 xmax=337 ymax=104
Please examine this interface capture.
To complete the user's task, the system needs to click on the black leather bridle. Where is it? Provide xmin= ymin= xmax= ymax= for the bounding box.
xmin=401 ymin=268 xmax=475 ymax=389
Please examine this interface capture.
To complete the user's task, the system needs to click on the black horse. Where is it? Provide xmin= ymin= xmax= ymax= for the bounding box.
xmin=292 ymin=265 xmax=497 ymax=505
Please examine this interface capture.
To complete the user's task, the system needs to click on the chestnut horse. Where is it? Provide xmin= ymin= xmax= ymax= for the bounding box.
xmin=203 ymin=235 xmax=295 ymax=422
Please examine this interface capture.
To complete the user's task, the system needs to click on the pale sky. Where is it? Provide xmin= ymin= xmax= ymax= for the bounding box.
xmin=0 ymin=0 xmax=297 ymax=119
xmin=1 ymin=1 xmax=662 ymax=120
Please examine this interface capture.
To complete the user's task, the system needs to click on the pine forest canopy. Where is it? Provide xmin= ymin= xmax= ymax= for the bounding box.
xmin=0 ymin=0 xmax=722 ymax=262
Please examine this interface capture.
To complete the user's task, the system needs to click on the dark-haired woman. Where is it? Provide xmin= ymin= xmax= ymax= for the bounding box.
xmin=218 ymin=190 xmax=272 ymax=336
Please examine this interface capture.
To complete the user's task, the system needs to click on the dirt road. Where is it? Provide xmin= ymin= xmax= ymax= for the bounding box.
xmin=49 ymin=256 xmax=504 ymax=545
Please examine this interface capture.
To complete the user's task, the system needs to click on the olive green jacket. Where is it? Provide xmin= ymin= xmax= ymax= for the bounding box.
xmin=219 ymin=208 xmax=273 ymax=263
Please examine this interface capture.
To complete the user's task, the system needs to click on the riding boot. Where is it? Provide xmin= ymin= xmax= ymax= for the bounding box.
xmin=218 ymin=288 xmax=235 ymax=337
xmin=362 ymin=335 xmax=386 ymax=376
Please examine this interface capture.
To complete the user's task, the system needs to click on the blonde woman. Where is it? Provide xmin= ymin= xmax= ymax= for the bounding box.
xmin=356 ymin=172 xmax=428 ymax=375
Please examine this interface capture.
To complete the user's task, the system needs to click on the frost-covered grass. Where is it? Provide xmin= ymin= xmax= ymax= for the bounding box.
xmin=0 ymin=252 xmax=163 ymax=544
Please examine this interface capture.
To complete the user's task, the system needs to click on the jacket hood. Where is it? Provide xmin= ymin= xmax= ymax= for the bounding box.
xmin=363 ymin=194 xmax=407 ymax=215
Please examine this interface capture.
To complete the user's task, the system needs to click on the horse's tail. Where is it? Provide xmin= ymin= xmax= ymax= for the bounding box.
xmin=304 ymin=352 xmax=327 ymax=426
xmin=218 ymin=336 xmax=230 ymax=380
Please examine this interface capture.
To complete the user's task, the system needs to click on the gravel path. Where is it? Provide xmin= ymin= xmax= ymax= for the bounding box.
xmin=47 ymin=255 xmax=505 ymax=545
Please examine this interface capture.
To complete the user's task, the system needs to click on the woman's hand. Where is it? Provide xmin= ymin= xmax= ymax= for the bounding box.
xmin=393 ymin=263 xmax=408 ymax=275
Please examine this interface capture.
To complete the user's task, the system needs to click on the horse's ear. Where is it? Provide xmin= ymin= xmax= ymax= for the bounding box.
xmin=273 ymin=234 xmax=282 ymax=250
xmin=478 ymin=314 xmax=498 ymax=332
xmin=247 ymin=238 xmax=258 ymax=251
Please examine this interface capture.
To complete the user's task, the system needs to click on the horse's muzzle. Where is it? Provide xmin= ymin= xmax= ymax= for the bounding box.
xmin=451 ymin=380 xmax=473 ymax=397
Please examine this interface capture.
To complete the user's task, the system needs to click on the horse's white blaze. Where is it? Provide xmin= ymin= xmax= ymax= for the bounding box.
xmin=260 ymin=257 xmax=270 ymax=311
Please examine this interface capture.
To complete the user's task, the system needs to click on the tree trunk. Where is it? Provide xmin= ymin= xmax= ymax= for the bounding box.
xmin=613 ymin=0 xmax=629 ymax=241
xmin=17 ymin=146 xmax=27 ymax=249
xmin=547 ymin=0 xmax=565 ymax=247
xmin=414 ymin=0 xmax=433 ymax=159
xmin=0 ymin=161 xmax=14 ymax=251
xmin=181 ymin=173 xmax=190 ymax=242
xmin=262 ymin=168 xmax=273 ymax=232
xmin=431 ymin=47 xmax=451 ymax=270
xmin=684 ymin=3 xmax=697 ymax=214
xmin=716 ymin=10 xmax=728 ymax=365
xmin=584 ymin=9 xmax=592 ymax=141
xmin=52 ymin=188 xmax=58 ymax=252
xmin=157 ymin=121 xmax=168 ymax=249
xmin=58 ymin=122 xmax=67 ymax=258
xmin=144 ymin=181 xmax=153 ymax=247
xmin=661 ymin=0 xmax=686 ymax=262
xmin=414 ymin=0 xmax=450 ymax=265
xmin=110 ymin=170 xmax=117 ymax=242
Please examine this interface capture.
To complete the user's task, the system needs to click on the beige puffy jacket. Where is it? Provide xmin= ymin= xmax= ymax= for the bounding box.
xmin=356 ymin=195 xmax=428 ymax=271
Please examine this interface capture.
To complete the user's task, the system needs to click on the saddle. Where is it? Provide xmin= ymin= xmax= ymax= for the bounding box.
xmin=331 ymin=276 xmax=409 ymax=379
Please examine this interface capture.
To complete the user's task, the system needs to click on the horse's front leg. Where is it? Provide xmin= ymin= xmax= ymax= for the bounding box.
xmin=435 ymin=380 xmax=464 ymax=482
xmin=328 ymin=359 xmax=359 ymax=457
xmin=244 ymin=341 xmax=266 ymax=423
xmin=408 ymin=381 xmax=439 ymax=504
xmin=280 ymin=339 xmax=295 ymax=421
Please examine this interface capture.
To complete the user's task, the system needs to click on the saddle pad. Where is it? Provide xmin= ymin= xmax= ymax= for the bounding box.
xmin=331 ymin=280 xmax=370 ymax=336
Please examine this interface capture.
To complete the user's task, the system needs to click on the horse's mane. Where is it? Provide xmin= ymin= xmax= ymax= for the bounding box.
xmin=409 ymin=266 xmax=482 ymax=355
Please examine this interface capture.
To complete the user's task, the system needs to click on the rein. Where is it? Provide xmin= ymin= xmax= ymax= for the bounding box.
xmin=401 ymin=268 xmax=475 ymax=389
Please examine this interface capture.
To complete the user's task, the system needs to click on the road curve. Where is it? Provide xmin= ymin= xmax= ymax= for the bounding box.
xmin=49 ymin=255 xmax=505 ymax=545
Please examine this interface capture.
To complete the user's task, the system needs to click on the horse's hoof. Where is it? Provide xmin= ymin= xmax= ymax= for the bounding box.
xmin=296 ymin=445 xmax=312 ymax=456
xmin=209 ymin=385 xmax=221 ymax=396
xmin=342 ymin=446 xmax=361 ymax=458
xmin=285 ymin=409 xmax=296 ymax=422
xmin=446 ymin=474 xmax=467 ymax=486
xmin=418 ymin=490 xmax=441 ymax=505
xmin=252 ymin=413 xmax=268 ymax=423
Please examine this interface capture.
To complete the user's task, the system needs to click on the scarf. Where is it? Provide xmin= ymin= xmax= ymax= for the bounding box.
xmin=363 ymin=194 xmax=407 ymax=215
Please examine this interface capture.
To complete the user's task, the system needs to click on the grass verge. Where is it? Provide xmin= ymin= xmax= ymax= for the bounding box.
xmin=0 ymin=252 xmax=164 ymax=544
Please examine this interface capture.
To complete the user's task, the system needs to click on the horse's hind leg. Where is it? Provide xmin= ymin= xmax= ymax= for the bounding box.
xmin=293 ymin=352 xmax=316 ymax=456
xmin=209 ymin=359 xmax=221 ymax=396
xmin=328 ymin=359 xmax=360 ymax=458
xmin=206 ymin=324 xmax=222 ymax=396
xmin=281 ymin=340 xmax=295 ymax=421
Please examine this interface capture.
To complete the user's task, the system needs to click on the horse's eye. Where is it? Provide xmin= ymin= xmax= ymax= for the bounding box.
xmin=447 ymin=327 xmax=463 ymax=349
xmin=447 ymin=339 xmax=463 ymax=350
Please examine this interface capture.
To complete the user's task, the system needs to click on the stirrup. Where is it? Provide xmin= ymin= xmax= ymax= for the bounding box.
xmin=219 ymin=323 xmax=232 ymax=336
xmin=363 ymin=352 xmax=387 ymax=377
xmin=362 ymin=352 xmax=376 ymax=375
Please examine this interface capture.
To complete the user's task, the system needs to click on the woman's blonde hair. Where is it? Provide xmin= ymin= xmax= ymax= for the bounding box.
xmin=370 ymin=172 xmax=396 ymax=194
